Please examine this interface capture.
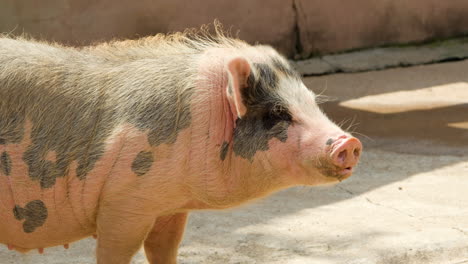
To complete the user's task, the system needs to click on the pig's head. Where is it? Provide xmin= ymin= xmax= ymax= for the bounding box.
xmin=222 ymin=47 xmax=362 ymax=189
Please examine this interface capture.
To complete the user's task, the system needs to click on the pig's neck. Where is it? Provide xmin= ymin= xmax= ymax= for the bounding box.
xmin=184 ymin=60 xmax=290 ymax=209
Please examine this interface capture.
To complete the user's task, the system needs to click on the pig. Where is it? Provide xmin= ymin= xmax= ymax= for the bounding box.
xmin=0 ymin=28 xmax=362 ymax=264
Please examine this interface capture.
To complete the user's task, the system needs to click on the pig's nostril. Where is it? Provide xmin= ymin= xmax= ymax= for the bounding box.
xmin=353 ymin=148 xmax=360 ymax=158
xmin=337 ymin=150 xmax=347 ymax=163
xmin=332 ymin=137 xmax=362 ymax=169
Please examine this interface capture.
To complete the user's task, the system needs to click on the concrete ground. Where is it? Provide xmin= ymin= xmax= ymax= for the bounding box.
xmin=2 ymin=60 xmax=468 ymax=263
xmin=294 ymin=37 xmax=468 ymax=76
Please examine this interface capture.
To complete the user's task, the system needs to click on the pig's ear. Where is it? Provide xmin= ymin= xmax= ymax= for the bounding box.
xmin=226 ymin=57 xmax=251 ymax=119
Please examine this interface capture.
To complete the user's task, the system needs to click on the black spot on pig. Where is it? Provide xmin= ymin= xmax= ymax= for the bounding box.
xmin=131 ymin=151 xmax=154 ymax=176
xmin=240 ymin=63 xmax=278 ymax=108
xmin=233 ymin=117 xmax=290 ymax=161
xmin=1 ymin=64 xmax=116 ymax=188
xmin=1 ymin=55 xmax=194 ymax=188
xmin=232 ymin=63 xmax=292 ymax=161
xmin=126 ymin=74 xmax=193 ymax=147
xmin=326 ymin=138 xmax=334 ymax=146
xmin=262 ymin=106 xmax=292 ymax=131
xmin=19 ymin=100 xmax=113 ymax=187
xmin=254 ymin=63 xmax=278 ymax=90
xmin=0 ymin=114 xmax=25 ymax=145
xmin=220 ymin=141 xmax=229 ymax=161
xmin=271 ymin=58 xmax=300 ymax=79
xmin=22 ymin=151 xmax=61 ymax=188
xmin=1 ymin=151 xmax=12 ymax=176
xmin=13 ymin=200 xmax=48 ymax=233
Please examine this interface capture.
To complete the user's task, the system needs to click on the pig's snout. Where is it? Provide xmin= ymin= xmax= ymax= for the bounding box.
xmin=329 ymin=136 xmax=362 ymax=176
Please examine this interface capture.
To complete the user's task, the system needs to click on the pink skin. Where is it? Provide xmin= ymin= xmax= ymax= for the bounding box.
xmin=267 ymin=120 xmax=361 ymax=187
xmin=0 ymin=122 xmax=138 ymax=252
xmin=329 ymin=136 xmax=362 ymax=176
xmin=0 ymin=52 xmax=361 ymax=263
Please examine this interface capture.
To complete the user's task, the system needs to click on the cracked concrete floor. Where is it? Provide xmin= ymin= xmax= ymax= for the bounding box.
xmin=2 ymin=60 xmax=468 ymax=263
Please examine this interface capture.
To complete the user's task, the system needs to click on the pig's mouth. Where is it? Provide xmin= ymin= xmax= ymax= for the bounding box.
xmin=338 ymin=166 xmax=353 ymax=175
xmin=315 ymin=157 xmax=354 ymax=182
xmin=336 ymin=167 xmax=354 ymax=180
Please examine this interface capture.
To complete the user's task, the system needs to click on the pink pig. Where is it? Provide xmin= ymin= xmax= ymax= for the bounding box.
xmin=0 ymin=29 xmax=361 ymax=264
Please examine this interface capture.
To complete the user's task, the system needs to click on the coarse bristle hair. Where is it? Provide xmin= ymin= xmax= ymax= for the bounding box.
xmin=82 ymin=21 xmax=250 ymax=59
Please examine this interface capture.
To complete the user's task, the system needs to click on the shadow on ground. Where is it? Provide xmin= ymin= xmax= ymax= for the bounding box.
xmin=323 ymin=102 xmax=468 ymax=155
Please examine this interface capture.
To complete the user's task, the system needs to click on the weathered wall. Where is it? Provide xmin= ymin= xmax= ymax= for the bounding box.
xmin=1 ymin=0 xmax=468 ymax=58
xmin=296 ymin=0 xmax=468 ymax=57
xmin=0 ymin=0 xmax=296 ymax=56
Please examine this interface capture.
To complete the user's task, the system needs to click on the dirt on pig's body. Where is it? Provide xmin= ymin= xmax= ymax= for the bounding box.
xmin=0 ymin=28 xmax=361 ymax=264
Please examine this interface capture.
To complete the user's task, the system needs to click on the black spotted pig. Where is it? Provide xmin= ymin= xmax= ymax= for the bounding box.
xmin=0 ymin=29 xmax=362 ymax=264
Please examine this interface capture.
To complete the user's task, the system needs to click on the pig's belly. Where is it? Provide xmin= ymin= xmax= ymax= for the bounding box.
xmin=0 ymin=170 xmax=98 ymax=250
xmin=0 ymin=122 xmax=153 ymax=250
xmin=0 ymin=210 xmax=94 ymax=251
xmin=0 ymin=132 xmax=120 ymax=250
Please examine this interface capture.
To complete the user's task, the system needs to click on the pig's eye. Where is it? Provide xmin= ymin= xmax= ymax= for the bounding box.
xmin=262 ymin=110 xmax=292 ymax=130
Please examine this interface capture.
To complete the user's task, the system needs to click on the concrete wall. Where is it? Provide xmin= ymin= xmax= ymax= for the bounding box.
xmin=1 ymin=0 xmax=468 ymax=58
xmin=296 ymin=0 xmax=468 ymax=57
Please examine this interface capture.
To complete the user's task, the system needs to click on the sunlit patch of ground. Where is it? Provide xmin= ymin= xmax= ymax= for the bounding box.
xmin=447 ymin=121 xmax=468 ymax=129
xmin=339 ymin=82 xmax=468 ymax=114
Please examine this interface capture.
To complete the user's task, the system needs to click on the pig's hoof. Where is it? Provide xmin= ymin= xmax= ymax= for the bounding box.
xmin=63 ymin=244 xmax=69 ymax=249
xmin=92 ymin=234 xmax=97 ymax=239
xmin=38 ymin=248 xmax=44 ymax=254
xmin=7 ymin=244 xmax=14 ymax=250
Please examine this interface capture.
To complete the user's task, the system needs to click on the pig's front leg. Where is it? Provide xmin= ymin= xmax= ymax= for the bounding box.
xmin=96 ymin=201 xmax=156 ymax=264
xmin=144 ymin=212 xmax=188 ymax=264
